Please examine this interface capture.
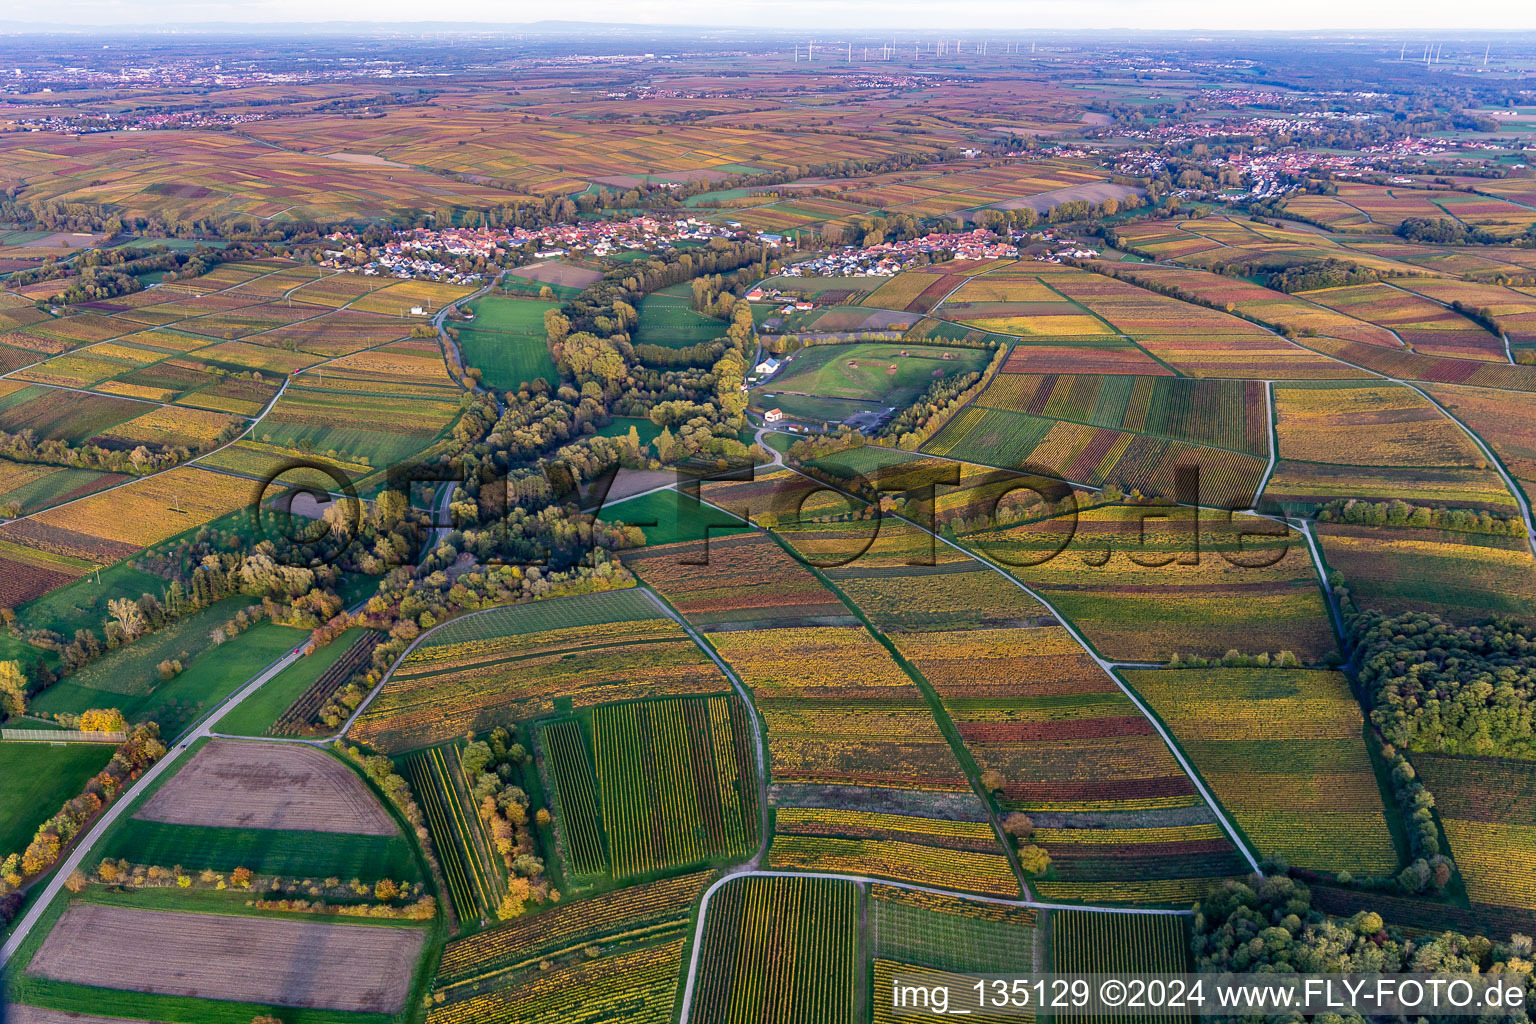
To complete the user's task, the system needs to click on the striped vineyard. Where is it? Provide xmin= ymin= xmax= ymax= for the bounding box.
xmin=541 ymin=718 xmax=608 ymax=878
xmin=269 ymin=630 xmax=381 ymax=736
xmin=433 ymin=871 xmax=710 ymax=996
xmin=426 ymin=937 xmax=687 ymax=1024
xmin=1051 ymin=910 xmax=1193 ymax=1024
xmin=593 ymin=694 xmax=760 ymax=880
xmin=405 ymin=743 xmax=506 ymax=926
xmin=693 ymin=875 xmax=859 ymax=1024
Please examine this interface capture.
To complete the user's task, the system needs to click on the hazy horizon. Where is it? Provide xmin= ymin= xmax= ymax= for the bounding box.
xmin=5 ymin=0 xmax=1536 ymax=34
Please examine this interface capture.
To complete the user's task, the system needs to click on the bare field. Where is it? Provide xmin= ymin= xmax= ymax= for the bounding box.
xmin=11 ymin=1007 xmax=170 ymax=1024
xmin=135 ymin=739 xmax=397 ymax=835
xmin=509 ymin=260 xmax=603 ymax=288
xmin=993 ymin=181 xmax=1145 ymax=212
xmin=30 ymin=905 xmax=425 ymax=1014
xmin=323 ymin=152 xmax=409 ymax=167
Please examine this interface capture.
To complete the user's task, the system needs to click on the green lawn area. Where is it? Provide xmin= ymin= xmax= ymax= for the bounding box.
xmin=216 ymin=626 xmax=368 ymax=737
xmin=459 ymin=294 xmax=560 ymax=389
xmin=335 ymin=571 xmax=382 ymax=608
xmin=684 ymin=187 xmax=759 ymax=207
xmin=633 ymin=284 xmax=727 ymax=349
xmin=464 ymin=294 xmax=554 ymax=333
xmin=0 ymin=633 xmax=54 ymax=672
xmin=257 ymin=422 xmax=442 ymax=469
xmin=752 ymin=392 xmax=879 ymax=425
xmin=11 ymin=978 xmax=387 ymax=1024
xmin=768 ymin=342 xmax=987 ymax=405
xmin=17 ymin=562 xmax=167 ymax=641
xmin=118 ymin=237 xmax=225 ymax=251
xmin=30 ymin=609 xmax=305 ymax=739
xmin=496 ymin=275 xmax=583 ymax=300
xmin=459 ymin=327 xmax=559 ymax=390
xmin=96 ymin=819 xmax=421 ymax=881
xmin=600 ymin=488 xmax=750 ymax=547
xmin=0 ymin=743 xmax=115 ymax=852
xmin=761 ymin=430 xmax=797 ymax=454
xmin=593 ymin=416 xmax=663 ymax=446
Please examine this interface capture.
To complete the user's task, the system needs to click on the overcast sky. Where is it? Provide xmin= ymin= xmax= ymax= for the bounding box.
xmin=10 ymin=0 xmax=1536 ymax=32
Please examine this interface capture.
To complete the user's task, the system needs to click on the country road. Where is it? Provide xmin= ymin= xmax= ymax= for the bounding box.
xmin=0 ymin=640 xmax=311 ymax=965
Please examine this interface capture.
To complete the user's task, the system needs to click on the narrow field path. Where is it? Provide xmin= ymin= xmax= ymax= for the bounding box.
xmin=682 ymin=460 xmax=1266 ymax=878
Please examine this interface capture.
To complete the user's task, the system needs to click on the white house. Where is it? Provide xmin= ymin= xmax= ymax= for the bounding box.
xmin=764 ymin=408 xmax=785 ymax=424
xmin=755 ymin=356 xmax=781 ymax=375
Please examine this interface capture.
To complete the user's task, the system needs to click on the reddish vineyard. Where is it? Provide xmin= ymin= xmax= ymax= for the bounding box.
xmin=0 ymin=550 xmax=83 ymax=606
xmin=1309 ymin=336 xmax=1536 ymax=391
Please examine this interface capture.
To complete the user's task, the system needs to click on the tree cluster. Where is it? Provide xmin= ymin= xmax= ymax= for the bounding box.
xmin=461 ymin=728 xmax=556 ymax=918
xmin=1194 ymin=875 xmax=1533 ymax=1000
xmin=342 ymin=744 xmax=444 ymax=901
xmin=1397 ymin=217 xmax=1498 ymax=246
xmin=0 ymin=414 xmax=244 ymax=491
xmin=1355 ymin=610 xmax=1536 ymax=760
xmin=1317 ymin=498 xmax=1523 ymax=536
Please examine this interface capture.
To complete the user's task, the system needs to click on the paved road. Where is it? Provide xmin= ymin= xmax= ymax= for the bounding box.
xmin=0 ymin=640 xmax=312 ymax=965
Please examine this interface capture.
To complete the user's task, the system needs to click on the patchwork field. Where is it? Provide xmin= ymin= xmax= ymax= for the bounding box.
xmin=966 ymin=505 xmax=1338 ymax=665
xmin=427 ymin=873 xmax=705 ymax=1024
xmin=1297 ymin=282 xmax=1505 ymax=361
xmin=1316 ymin=522 xmax=1536 ymax=622
xmin=1125 ymin=668 xmax=1397 ymax=876
xmin=5 ymin=42 xmax=1536 ymax=1015
xmin=591 ymin=694 xmax=761 ymax=879
xmin=351 ymin=588 xmax=731 ymax=751
xmin=1264 ymin=382 xmax=1517 ymax=514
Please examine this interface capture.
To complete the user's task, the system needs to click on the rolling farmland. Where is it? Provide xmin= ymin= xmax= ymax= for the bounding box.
xmin=6 ymin=28 xmax=1536 ymax=1023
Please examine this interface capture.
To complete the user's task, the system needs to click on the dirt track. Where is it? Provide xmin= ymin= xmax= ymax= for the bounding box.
xmin=29 ymin=904 xmax=425 ymax=1014
xmin=135 ymin=739 xmax=397 ymax=835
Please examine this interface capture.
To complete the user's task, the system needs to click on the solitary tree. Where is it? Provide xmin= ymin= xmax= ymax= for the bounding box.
xmin=0 ymin=660 xmax=27 ymax=719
